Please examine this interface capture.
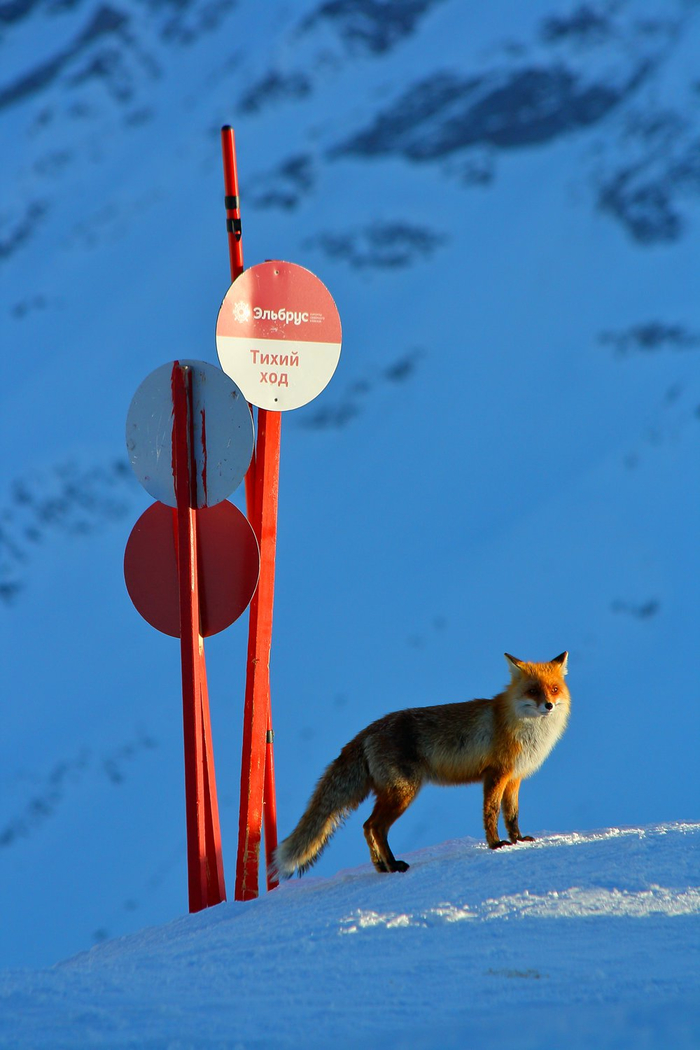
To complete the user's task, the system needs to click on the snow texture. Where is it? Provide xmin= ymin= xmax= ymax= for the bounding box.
xmin=0 ymin=823 xmax=698 ymax=1048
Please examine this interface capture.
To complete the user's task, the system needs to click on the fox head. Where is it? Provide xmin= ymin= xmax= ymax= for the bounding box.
xmin=504 ymin=652 xmax=570 ymax=719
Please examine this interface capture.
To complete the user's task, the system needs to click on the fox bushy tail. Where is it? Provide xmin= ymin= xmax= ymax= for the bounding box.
xmin=272 ymin=737 xmax=371 ymax=878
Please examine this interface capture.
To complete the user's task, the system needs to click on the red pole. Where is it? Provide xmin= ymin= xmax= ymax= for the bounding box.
xmin=236 ymin=407 xmax=281 ymax=898
xmin=256 ymin=410 xmax=279 ymax=893
xmin=221 ymin=127 xmax=279 ymax=899
xmin=199 ymin=661 xmax=227 ymax=903
xmin=221 ymin=127 xmax=256 ymax=521
xmin=171 ymin=362 xmax=226 ymax=911
xmin=221 ymin=126 xmax=244 ymax=282
xmin=264 ymin=715 xmax=279 ymax=892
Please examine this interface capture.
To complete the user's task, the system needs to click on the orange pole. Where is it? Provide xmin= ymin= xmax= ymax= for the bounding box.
xmin=221 ymin=127 xmax=279 ymax=900
xmin=171 ymin=362 xmax=226 ymax=911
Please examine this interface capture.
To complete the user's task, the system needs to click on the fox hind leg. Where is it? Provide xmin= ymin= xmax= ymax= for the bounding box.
xmin=363 ymin=784 xmax=417 ymax=873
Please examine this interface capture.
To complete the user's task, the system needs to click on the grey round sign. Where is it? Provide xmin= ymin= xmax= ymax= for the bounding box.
xmin=126 ymin=359 xmax=253 ymax=509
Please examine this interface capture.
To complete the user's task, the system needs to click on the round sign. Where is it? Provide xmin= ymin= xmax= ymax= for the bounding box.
xmin=126 ymin=359 xmax=254 ymax=509
xmin=124 ymin=500 xmax=260 ymax=638
xmin=215 ymin=260 xmax=342 ymax=411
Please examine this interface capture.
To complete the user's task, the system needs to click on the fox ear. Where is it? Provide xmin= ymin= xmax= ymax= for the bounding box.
xmin=504 ymin=653 xmax=524 ymax=677
xmin=551 ymin=651 xmax=569 ymax=675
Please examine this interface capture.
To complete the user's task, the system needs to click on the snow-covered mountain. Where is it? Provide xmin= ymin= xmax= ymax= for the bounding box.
xmin=0 ymin=823 xmax=698 ymax=1049
xmin=1 ymin=0 xmax=698 ymax=970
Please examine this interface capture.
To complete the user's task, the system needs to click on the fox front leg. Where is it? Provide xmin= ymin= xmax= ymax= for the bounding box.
xmin=501 ymin=778 xmax=535 ymax=844
xmin=483 ymin=771 xmax=513 ymax=849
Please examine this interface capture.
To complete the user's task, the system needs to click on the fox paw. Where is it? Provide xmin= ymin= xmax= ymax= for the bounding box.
xmin=374 ymin=859 xmax=410 ymax=873
xmin=489 ymin=840 xmax=513 ymax=850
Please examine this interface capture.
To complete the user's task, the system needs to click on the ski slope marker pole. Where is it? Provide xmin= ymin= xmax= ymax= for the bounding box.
xmin=221 ymin=126 xmax=279 ymax=900
xmin=171 ymin=361 xmax=226 ymax=911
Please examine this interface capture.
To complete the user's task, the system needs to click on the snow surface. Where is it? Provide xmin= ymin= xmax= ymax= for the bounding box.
xmin=0 ymin=823 xmax=698 ymax=1049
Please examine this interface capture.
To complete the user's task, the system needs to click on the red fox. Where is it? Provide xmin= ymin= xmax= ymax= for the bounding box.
xmin=273 ymin=652 xmax=570 ymax=876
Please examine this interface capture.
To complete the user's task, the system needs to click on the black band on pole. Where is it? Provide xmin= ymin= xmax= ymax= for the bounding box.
xmin=225 ymin=195 xmax=240 ymax=211
xmin=226 ymin=218 xmax=242 ymax=236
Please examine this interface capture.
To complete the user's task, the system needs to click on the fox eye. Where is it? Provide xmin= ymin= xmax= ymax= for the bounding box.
xmin=551 ymin=686 xmax=559 ymax=696
xmin=526 ymin=686 xmax=538 ymax=698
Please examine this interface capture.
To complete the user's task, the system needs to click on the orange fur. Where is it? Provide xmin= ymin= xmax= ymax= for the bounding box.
xmin=273 ymin=653 xmax=571 ymax=876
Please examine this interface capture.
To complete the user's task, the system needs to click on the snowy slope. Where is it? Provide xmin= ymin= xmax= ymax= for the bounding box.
xmin=1 ymin=0 xmax=699 ymax=969
xmin=0 ymin=823 xmax=698 ymax=1049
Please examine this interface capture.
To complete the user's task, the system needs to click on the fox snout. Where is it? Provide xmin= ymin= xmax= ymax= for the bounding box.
xmin=516 ymin=694 xmax=560 ymax=718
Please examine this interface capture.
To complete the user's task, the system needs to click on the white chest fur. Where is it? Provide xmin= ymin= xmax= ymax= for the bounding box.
xmin=513 ymin=708 xmax=567 ymax=778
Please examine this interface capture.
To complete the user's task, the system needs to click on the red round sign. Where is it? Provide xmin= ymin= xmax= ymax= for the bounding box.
xmin=216 ymin=260 xmax=342 ymax=410
xmin=124 ymin=501 xmax=260 ymax=638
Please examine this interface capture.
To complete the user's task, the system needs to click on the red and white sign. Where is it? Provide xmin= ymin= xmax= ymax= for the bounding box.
xmin=216 ymin=260 xmax=342 ymax=411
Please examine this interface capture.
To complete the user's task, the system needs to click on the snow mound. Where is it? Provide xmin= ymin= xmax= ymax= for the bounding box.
xmin=0 ymin=822 xmax=698 ymax=1049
